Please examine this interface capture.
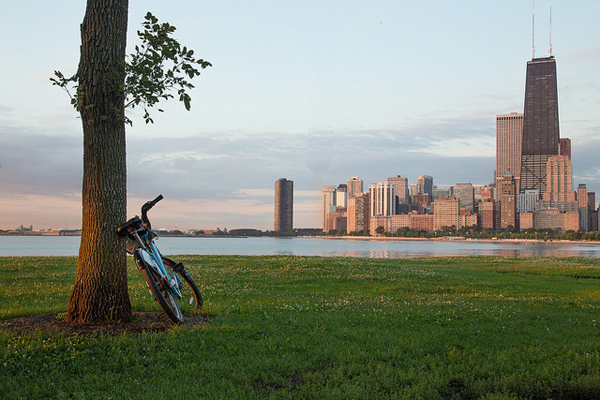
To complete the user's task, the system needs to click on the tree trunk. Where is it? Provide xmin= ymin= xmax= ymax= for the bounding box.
xmin=65 ymin=0 xmax=131 ymax=323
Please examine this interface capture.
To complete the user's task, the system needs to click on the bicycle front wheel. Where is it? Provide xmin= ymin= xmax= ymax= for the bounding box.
xmin=136 ymin=251 xmax=184 ymax=324
xmin=162 ymin=257 xmax=203 ymax=310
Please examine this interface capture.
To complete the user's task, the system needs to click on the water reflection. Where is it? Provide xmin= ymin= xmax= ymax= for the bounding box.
xmin=1 ymin=236 xmax=600 ymax=258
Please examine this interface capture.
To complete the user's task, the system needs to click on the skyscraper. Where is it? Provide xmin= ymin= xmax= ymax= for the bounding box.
xmin=559 ymin=138 xmax=571 ymax=159
xmin=322 ymin=185 xmax=336 ymax=230
xmin=520 ymin=56 xmax=560 ymax=194
xmin=496 ymin=113 xmax=523 ymax=193
xmin=387 ymin=175 xmax=409 ymax=204
xmin=417 ymin=175 xmax=433 ymax=198
xmin=335 ymin=184 xmax=347 ymax=208
xmin=499 ymin=172 xmax=517 ymax=229
xmin=347 ymin=177 xmax=364 ymax=196
xmin=369 ymin=182 xmax=396 ymax=217
xmin=452 ymin=183 xmax=475 ymax=210
xmin=543 ymin=155 xmax=575 ymax=203
xmin=274 ymin=178 xmax=293 ymax=231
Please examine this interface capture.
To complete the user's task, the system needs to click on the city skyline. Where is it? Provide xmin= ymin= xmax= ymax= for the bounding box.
xmin=1 ymin=1 xmax=599 ymax=231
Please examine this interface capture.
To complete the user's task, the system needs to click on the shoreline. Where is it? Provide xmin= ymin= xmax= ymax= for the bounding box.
xmin=318 ymin=235 xmax=600 ymax=246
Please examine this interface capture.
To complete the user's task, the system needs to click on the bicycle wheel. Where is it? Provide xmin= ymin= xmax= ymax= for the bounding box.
xmin=135 ymin=250 xmax=184 ymax=324
xmin=162 ymin=257 xmax=203 ymax=309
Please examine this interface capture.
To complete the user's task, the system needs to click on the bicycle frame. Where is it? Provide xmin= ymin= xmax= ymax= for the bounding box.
xmin=117 ymin=195 xmax=203 ymax=323
xmin=131 ymin=227 xmax=183 ymax=299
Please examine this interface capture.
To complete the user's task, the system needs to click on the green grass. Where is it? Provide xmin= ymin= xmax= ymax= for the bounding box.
xmin=1 ymin=255 xmax=600 ymax=399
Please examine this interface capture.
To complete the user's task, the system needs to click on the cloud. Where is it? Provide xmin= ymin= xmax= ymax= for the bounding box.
xmin=1 ymin=111 xmax=598 ymax=229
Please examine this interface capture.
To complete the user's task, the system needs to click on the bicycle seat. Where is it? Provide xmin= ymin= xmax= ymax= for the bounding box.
xmin=117 ymin=216 xmax=144 ymax=237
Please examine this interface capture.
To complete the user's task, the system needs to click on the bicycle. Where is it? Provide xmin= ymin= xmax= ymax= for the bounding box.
xmin=117 ymin=195 xmax=203 ymax=324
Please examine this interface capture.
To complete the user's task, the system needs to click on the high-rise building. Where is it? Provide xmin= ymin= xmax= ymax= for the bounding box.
xmin=433 ymin=196 xmax=459 ymax=231
xmin=387 ymin=175 xmax=409 ymax=205
xmin=578 ymin=184 xmax=589 ymax=231
xmin=517 ymin=190 xmax=540 ymax=213
xmin=336 ymin=184 xmax=347 ymax=208
xmin=369 ymin=182 xmax=396 ymax=217
xmin=577 ymin=184 xmax=589 ymax=209
xmin=520 ymin=56 xmax=560 ymax=194
xmin=347 ymin=177 xmax=364 ymax=196
xmin=347 ymin=193 xmax=370 ymax=234
xmin=322 ymin=185 xmax=336 ymax=230
xmin=559 ymin=138 xmax=571 ymax=159
xmin=499 ymin=172 xmax=517 ymax=229
xmin=479 ymin=200 xmax=498 ymax=231
xmin=417 ymin=175 xmax=433 ymax=198
xmin=274 ymin=178 xmax=293 ymax=231
xmin=410 ymin=182 xmax=420 ymax=198
xmin=543 ymin=155 xmax=575 ymax=203
xmin=496 ymin=113 xmax=523 ymax=194
xmin=452 ymin=183 xmax=475 ymax=210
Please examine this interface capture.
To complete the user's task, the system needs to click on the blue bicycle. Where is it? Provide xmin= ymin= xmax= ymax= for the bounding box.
xmin=117 ymin=195 xmax=202 ymax=323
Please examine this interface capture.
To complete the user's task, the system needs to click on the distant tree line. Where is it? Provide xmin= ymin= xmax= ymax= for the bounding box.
xmin=172 ymin=228 xmax=323 ymax=237
xmin=327 ymin=225 xmax=600 ymax=241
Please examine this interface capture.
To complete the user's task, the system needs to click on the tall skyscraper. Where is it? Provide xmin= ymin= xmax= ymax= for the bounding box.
xmin=543 ymin=155 xmax=575 ymax=203
xmin=369 ymin=182 xmax=396 ymax=217
xmin=499 ymin=172 xmax=517 ymax=229
xmin=417 ymin=175 xmax=434 ymax=198
xmin=559 ymin=138 xmax=571 ymax=159
xmin=347 ymin=193 xmax=369 ymax=234
xmin=274 ymin=178 xmax=293 ymax=231
xmin=577 ymin=184 xmax=589 ymax=231
xmin=520 ymin=56 xmax=560 ymax=194
xmin=452 ymin=183 xmax=475 ymax=210
xmin=347 ymin=177 xmax=364 ymax=196
xmin=322 ymin=185 xmax=336 ymax=230
xmin=496 ymin=113 xmax=523 ymax=193
xmin=387 ymin=175 xmax=409 ymax=204
xmin=335 ymin=184 xmax=348 ymax=208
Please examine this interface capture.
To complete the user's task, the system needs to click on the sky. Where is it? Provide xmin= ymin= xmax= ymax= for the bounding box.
xmin=0 ymin=1 xmax=599 ymax=231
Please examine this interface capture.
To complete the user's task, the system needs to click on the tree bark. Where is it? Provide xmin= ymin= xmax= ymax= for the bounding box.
xmin=65 ymin=0 xmax=131 ymax=323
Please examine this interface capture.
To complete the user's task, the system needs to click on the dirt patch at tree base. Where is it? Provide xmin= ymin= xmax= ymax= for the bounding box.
xmin=0 ymin=312 xmax=207 ymax=336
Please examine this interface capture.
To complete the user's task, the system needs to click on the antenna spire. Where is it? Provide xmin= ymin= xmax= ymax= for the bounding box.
xmin=531 ymin=1 xmax=535 ymax=59
xmin=549 ymin=7 xmax=552 ymax=57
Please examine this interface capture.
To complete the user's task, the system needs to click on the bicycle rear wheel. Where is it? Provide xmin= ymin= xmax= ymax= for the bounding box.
xmin=162 ymin=257 xmax=203 ymax=309
xmin=135 ymin=251 xmax=184 ymax=324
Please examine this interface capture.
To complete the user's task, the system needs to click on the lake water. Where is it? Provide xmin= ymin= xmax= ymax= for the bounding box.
xmin=1 ymin=236 xmax=600 ymax=258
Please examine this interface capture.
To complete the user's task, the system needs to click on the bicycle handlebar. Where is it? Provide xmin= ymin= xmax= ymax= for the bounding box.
xmin=141 ymin=194 xmax=163 ymax=227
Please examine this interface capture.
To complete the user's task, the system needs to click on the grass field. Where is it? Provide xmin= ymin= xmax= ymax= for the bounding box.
xmin=1 ymin=255 xmax=600 ymax=399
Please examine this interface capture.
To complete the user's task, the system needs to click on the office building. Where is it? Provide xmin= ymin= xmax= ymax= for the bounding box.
xmin=432 ymin=186 xmax=450 ymax=200
xmin=417 ymin=175 xmax=433 ymax=198
xmin=520 ymin=56 xmax=560 ymax=194
xmin=479 ymin=200 xmax=498 ymax=231
xmin=559 ymin=138 xmax=571 ymax=159
xmin=496 ymin=113 xmax=523 ymax=194
xmin=543 ymin=156 xmax=575 ymax=203
xmin=410 ymin=214 xmax=434 ymax=232
xmin=274 ymin=178 xmax=293 ymax=231
xmin=433 ymin=196 xmax=459 ymax=231
xmin=347 ymin=193 xmax=369 ymax=234
xmin=369 ymin=182 xmax=396 ymax=217
xmin=336 ymin=184 xmax=347 ymax=208
xmin=347 ymin=177 xmax=364 ymax=196
xmin=499 ymin=173 xmax=517 ymax=229
xmin=578 ymin=184 xmax=589 ymax=231
xmin=387 ymin=175 xmax=409 ymax=204
xmin=452 ymin=183 xmax=475 ymax=210
xmin=322 ymin=185 xmax=336 ymax=230
xmin=517 ymin=190 xmax=540 ymax=213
